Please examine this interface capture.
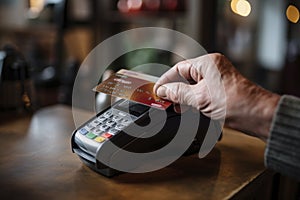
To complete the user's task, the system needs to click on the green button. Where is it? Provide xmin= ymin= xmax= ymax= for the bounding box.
xmin=86 ymin=132 xmax=97 ymax=139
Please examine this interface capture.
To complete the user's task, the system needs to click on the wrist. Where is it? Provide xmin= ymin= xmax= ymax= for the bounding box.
xmin=253 ymin=91 xmax=280 ymax=141
xmin=225 ymin=86 xmax=280 ymax=141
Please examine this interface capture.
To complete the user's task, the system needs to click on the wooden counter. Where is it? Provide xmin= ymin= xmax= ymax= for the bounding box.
xmin=0 ymin=105 xmax=273 ymax=199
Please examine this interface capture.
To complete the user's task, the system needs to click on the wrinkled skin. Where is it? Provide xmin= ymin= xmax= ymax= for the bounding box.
xmin=154 ymin=53 xmax=280 ymax=141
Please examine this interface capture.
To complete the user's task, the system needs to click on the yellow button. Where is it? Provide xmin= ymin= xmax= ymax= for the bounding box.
xmin=94 ymin=136 xmax=106 ymax=143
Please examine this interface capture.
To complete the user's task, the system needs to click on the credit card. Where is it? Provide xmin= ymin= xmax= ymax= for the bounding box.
xmin=93 ymin=69 xmax=172 ymax=110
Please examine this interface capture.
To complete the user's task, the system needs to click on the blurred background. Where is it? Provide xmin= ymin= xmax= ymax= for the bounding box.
xmin=0 ymin=0 xmax=300 ymax=112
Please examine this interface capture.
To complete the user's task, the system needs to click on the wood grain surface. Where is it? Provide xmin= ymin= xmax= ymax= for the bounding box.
xmin=0 ymin=105 xmax=267 ymax=200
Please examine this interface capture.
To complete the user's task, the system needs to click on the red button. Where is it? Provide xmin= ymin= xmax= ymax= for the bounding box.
xmin=102 ymin=133 xmax=113 ymax=139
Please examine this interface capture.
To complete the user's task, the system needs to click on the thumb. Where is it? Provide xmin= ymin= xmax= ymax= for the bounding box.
xmin=156 ymin=82 xmax=195 ymax=106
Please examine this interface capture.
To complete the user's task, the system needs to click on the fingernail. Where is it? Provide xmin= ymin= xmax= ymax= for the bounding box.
xmin=153 ymin=83 xmax=159 ymax=93
xmin=156 ymin=86 xmax=167 ymax=97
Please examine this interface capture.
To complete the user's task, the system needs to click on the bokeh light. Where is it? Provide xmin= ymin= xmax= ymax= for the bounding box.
xmin=28 ymin=0 xmax=45 ymax=18
xmin=118 ymin=0 xmax=143 ymax=12
xmin=162 ymin=0 xmax=178 ymax=10
xmin=286 ymin=5 xmax=300 ymax=23
xmin=230 ymin=0 xmax=239 ymax=13
xmin=127 ymin=0 xmax=143 ymax=11
xmin=231 ymin=0 xmax=251 ymax=17
xmin=117 ymin=0 xmax=129 ymax=13
xmin=144 ymin=0 xmax=160 ymax=11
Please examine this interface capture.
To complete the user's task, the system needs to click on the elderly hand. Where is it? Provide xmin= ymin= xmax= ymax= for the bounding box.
xmin=154 ymin=53 xmax=280 ymax=141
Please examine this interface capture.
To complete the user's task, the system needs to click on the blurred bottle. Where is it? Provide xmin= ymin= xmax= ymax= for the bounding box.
xmin=0 ymin=45 xmax=37 ymax=113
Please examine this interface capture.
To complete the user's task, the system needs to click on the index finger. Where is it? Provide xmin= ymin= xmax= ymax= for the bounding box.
xmin=154 ymin=60 xmax=195 ymax=93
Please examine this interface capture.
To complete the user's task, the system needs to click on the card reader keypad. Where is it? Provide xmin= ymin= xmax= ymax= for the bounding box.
xmin=78 ymin=108 xmax=137 ymax=144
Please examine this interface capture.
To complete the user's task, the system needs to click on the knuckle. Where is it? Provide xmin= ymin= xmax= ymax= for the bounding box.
xmin=210 ymin=53 xmax=225 ymax=64
xmin=170 ymin=83 xmax=186 ymax=104
xmin=195 ymin=90 xmax=210 ymax=111
xmin=172 ymin=84 xmax=182 ymax=103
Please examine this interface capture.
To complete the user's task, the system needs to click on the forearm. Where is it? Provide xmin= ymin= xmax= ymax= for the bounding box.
xmin=224 ymin=80 xmax=280 ymax=141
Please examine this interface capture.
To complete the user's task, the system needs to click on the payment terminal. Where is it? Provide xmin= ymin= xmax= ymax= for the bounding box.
xmin=71 ymin=70 xmax=218 ymax=177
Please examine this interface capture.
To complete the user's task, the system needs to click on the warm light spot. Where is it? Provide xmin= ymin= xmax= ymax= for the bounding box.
xmin=117 ymin=0 xmax=129 ymax=13
xmin=144 ymin=0 xmax=160 ymax=11
xmin=29 ymin=0 xmax=45 ymax=11
xmin=286 ymin=5 xmax=300 ymax=23
xmin=127 ymin=0 xmax=143 ymax=11
xmin=231 ymin=0 xmax=251 ymax=17
xmin=162 ymin=0 xmax=178 ymax=10
xmin=28 ymin=0 xmax=45 ymax=18
xmin=230 ymin=0 xmax=239 ymax=13
xmin=236 ymin=0 xmax=251 ymax=17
